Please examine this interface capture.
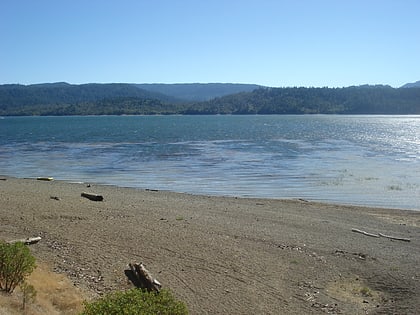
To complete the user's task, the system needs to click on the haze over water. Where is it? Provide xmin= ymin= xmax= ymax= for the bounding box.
xmin=1 ymin=115 xmax=419 ymax=210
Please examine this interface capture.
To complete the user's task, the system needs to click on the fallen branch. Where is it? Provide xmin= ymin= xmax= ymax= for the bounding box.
xmin=128 ymin=263 xmax=161 ymax=292
xmin=7 ymin=237 xmax=42 ymax=245
xmin=81 ymin=192 xmax=103 ymax=201
xmin=351 ymin=228 xmax=379 ymax=238
xmin=379 ymin=233 xmax=411 ymax=242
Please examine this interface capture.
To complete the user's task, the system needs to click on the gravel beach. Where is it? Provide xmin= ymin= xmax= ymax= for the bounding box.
xmin=1 ymin=176 xmax=419 ymax=314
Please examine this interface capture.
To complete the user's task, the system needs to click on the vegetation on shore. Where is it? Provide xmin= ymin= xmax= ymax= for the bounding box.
xmin=0 ymin=241 xmax=187 ymax=314
xmin=0 ymin=241 xmax=38 ymax=312
xmin=0 ymin=82 xmax=419 ymax=115
xmin=0 ymin=241 xmax=36 ymax=294
xmin=80 ymin=288 xmax=188 ymax=315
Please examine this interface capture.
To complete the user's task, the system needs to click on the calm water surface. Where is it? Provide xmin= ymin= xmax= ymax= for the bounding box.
xmin=0 ymin=115 xmax=419 ymax=210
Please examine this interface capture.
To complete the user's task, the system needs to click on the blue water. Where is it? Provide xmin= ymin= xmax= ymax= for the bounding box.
xmin=0 ymin=115 xmax=419 ymax=210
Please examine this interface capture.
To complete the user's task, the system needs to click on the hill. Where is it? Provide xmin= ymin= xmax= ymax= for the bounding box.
xmin=0 ymin=83 xmax=183 ymax=115
xmin=186 ymin=85 xmax=420 ymax=115
xmin=0 ymin=83 xmax=419 ymax=115
xmin=134 ymin=83 xmax=262 ymax=101
xmin=401 ymin=80 xmax=420 ymax=88
xmin=0 ymin=82 xmax=175 ymax=106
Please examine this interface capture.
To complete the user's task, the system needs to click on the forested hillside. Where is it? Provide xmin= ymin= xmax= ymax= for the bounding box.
xmin=186 ymin=85 xmax=420 ymax=114
xmin=0 ymin=82 xmax=175 ymax=106
xmin=1 ymin=83 xmax=419 ymax=115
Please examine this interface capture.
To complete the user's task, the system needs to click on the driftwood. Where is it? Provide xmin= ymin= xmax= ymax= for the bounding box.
xmin=379 ymin=233 xmax=411 ymax=242
xmin=351 ymin=228 xmax=379 ymax=238
xmin=81 ymin=192 xmax=104 ymax=201
xmin=37 ymin=177 xmax=54 ymax=181
xmin=128 ymin=263 xmax=161 ymax=292
xmin=7 ymin=237 xmax=42 ymax=245
xmin=352 ymin=228 xmax=411 ymax=242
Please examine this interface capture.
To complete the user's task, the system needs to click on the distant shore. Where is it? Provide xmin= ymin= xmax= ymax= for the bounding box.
xmin=1 ymin=176 xmax=419 ymax=314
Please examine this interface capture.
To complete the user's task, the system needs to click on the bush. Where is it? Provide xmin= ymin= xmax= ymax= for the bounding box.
xmin=80 ymin=288 xmax=188 ymax=315
xmin=20 ymin=281 xmax=37 ymax=310
xmin=0 ymin=241 xmax=36 ymax=293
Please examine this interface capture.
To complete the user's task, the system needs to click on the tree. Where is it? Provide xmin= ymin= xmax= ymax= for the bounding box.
xmin=0 ymin=241 xmax=36 ymax=293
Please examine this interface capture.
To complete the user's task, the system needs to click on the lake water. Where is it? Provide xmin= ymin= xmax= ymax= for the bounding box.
xmin=0 ymin=115 xmax=419 ymax=210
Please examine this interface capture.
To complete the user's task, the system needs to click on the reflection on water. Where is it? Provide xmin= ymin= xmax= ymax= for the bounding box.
xmin=0 ymin=115 xmax=419 ymax=210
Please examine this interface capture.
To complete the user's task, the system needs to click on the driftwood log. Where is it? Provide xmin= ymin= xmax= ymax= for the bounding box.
xmin=351 ymin=228 xmax=379 ymax=238
xmin=379 ymin=233 xmax=411 ymax=242
xmin=81 ymin=192 xmax=104 ymax=201
xmin=37 ymin=177 xmax=54 ymax=181
xmin=128 ymin=263 xmax=161 ymax=292
xmin=7 ymin=237 xmax=42 ymax=245
xmin=352 ymin=228 xmax=411 ymax=242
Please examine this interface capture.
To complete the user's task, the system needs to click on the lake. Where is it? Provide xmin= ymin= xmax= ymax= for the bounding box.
xmin=0 ymin=115 xmax=419 ymax=210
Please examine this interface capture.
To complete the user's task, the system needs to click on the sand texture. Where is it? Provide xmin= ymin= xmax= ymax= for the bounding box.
xmin=1 ymin=177 xmax=419 ymax=314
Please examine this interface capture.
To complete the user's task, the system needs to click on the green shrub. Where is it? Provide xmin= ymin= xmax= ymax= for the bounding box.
xmin=0 ymin=241 xmax=36 ymax=293
xmin=20 ymin=281 xmax=37 ymax=310
xmin=80 ymin=288 xmax=188 ymax=315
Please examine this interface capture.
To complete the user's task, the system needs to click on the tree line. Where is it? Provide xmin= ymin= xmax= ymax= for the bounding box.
xmin=1 ymin=84 xmax=419 ymax=115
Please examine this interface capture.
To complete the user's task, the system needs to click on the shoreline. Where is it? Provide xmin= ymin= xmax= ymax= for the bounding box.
xmin=1 ymin=176 xmax=419 ymax=314
xmin=3 ymin=174 xmax=419 ymax=212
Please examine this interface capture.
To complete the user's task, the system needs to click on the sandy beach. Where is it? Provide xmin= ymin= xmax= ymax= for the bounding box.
xmin=1 ymin=176 xmax=419 ymax=314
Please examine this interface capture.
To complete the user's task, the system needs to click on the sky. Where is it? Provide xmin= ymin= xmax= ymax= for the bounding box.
xmin=1 ymin=0 xmax=419 ymax=88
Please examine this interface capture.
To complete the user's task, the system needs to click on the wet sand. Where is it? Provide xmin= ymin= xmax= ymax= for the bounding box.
xmin=1 ymin=176 xmax=419 ymax=314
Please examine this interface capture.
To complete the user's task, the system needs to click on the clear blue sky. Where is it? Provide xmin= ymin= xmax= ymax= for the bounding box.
xmin=1 ymin=0 xmax=419 ymax=87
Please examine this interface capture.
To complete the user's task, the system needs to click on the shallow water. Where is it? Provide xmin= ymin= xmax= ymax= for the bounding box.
xmin=1 ymin=115 xmax=419 ymax=210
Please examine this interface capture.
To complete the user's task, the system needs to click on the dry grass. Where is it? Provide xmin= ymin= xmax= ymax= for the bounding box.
xmin=326 ymin=276 xmax=382 ymax=314
xmin=0 ymin=261 xmax=86 ymax=315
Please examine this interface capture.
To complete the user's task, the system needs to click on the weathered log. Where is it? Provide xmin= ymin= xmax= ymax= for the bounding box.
xmin=7 ymin=237 xmax=42 ymax=245
xmin=379 ymin=233 xmax=410 ymax=242
xmin=351 ymin=228 xmax=379 ymax=238
xmin=128 ymin=263 xmax=161 ymax=292
xmin=37 ymin=177 xmax=54 ymax=181
xmin=81 ymin=192 xmax=103 ymax=201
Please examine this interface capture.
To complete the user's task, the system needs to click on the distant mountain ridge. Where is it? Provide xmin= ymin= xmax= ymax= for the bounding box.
xmin=0 ymin=82 xmax=263 ymax=115
xmin=0 ymin=82 xmax=419 ymax=115
xmin=187 ymin=85 xmax=420 ymax=115
xmin=0 ymin=82 xmax=261 ymax=105
xmin=0 ymin=82 xmax=176 ymax=106
xmin=134 ymin=83 xmax=262 ymax=101
xmin=401 ymin=80 xmax=420 ymax=88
